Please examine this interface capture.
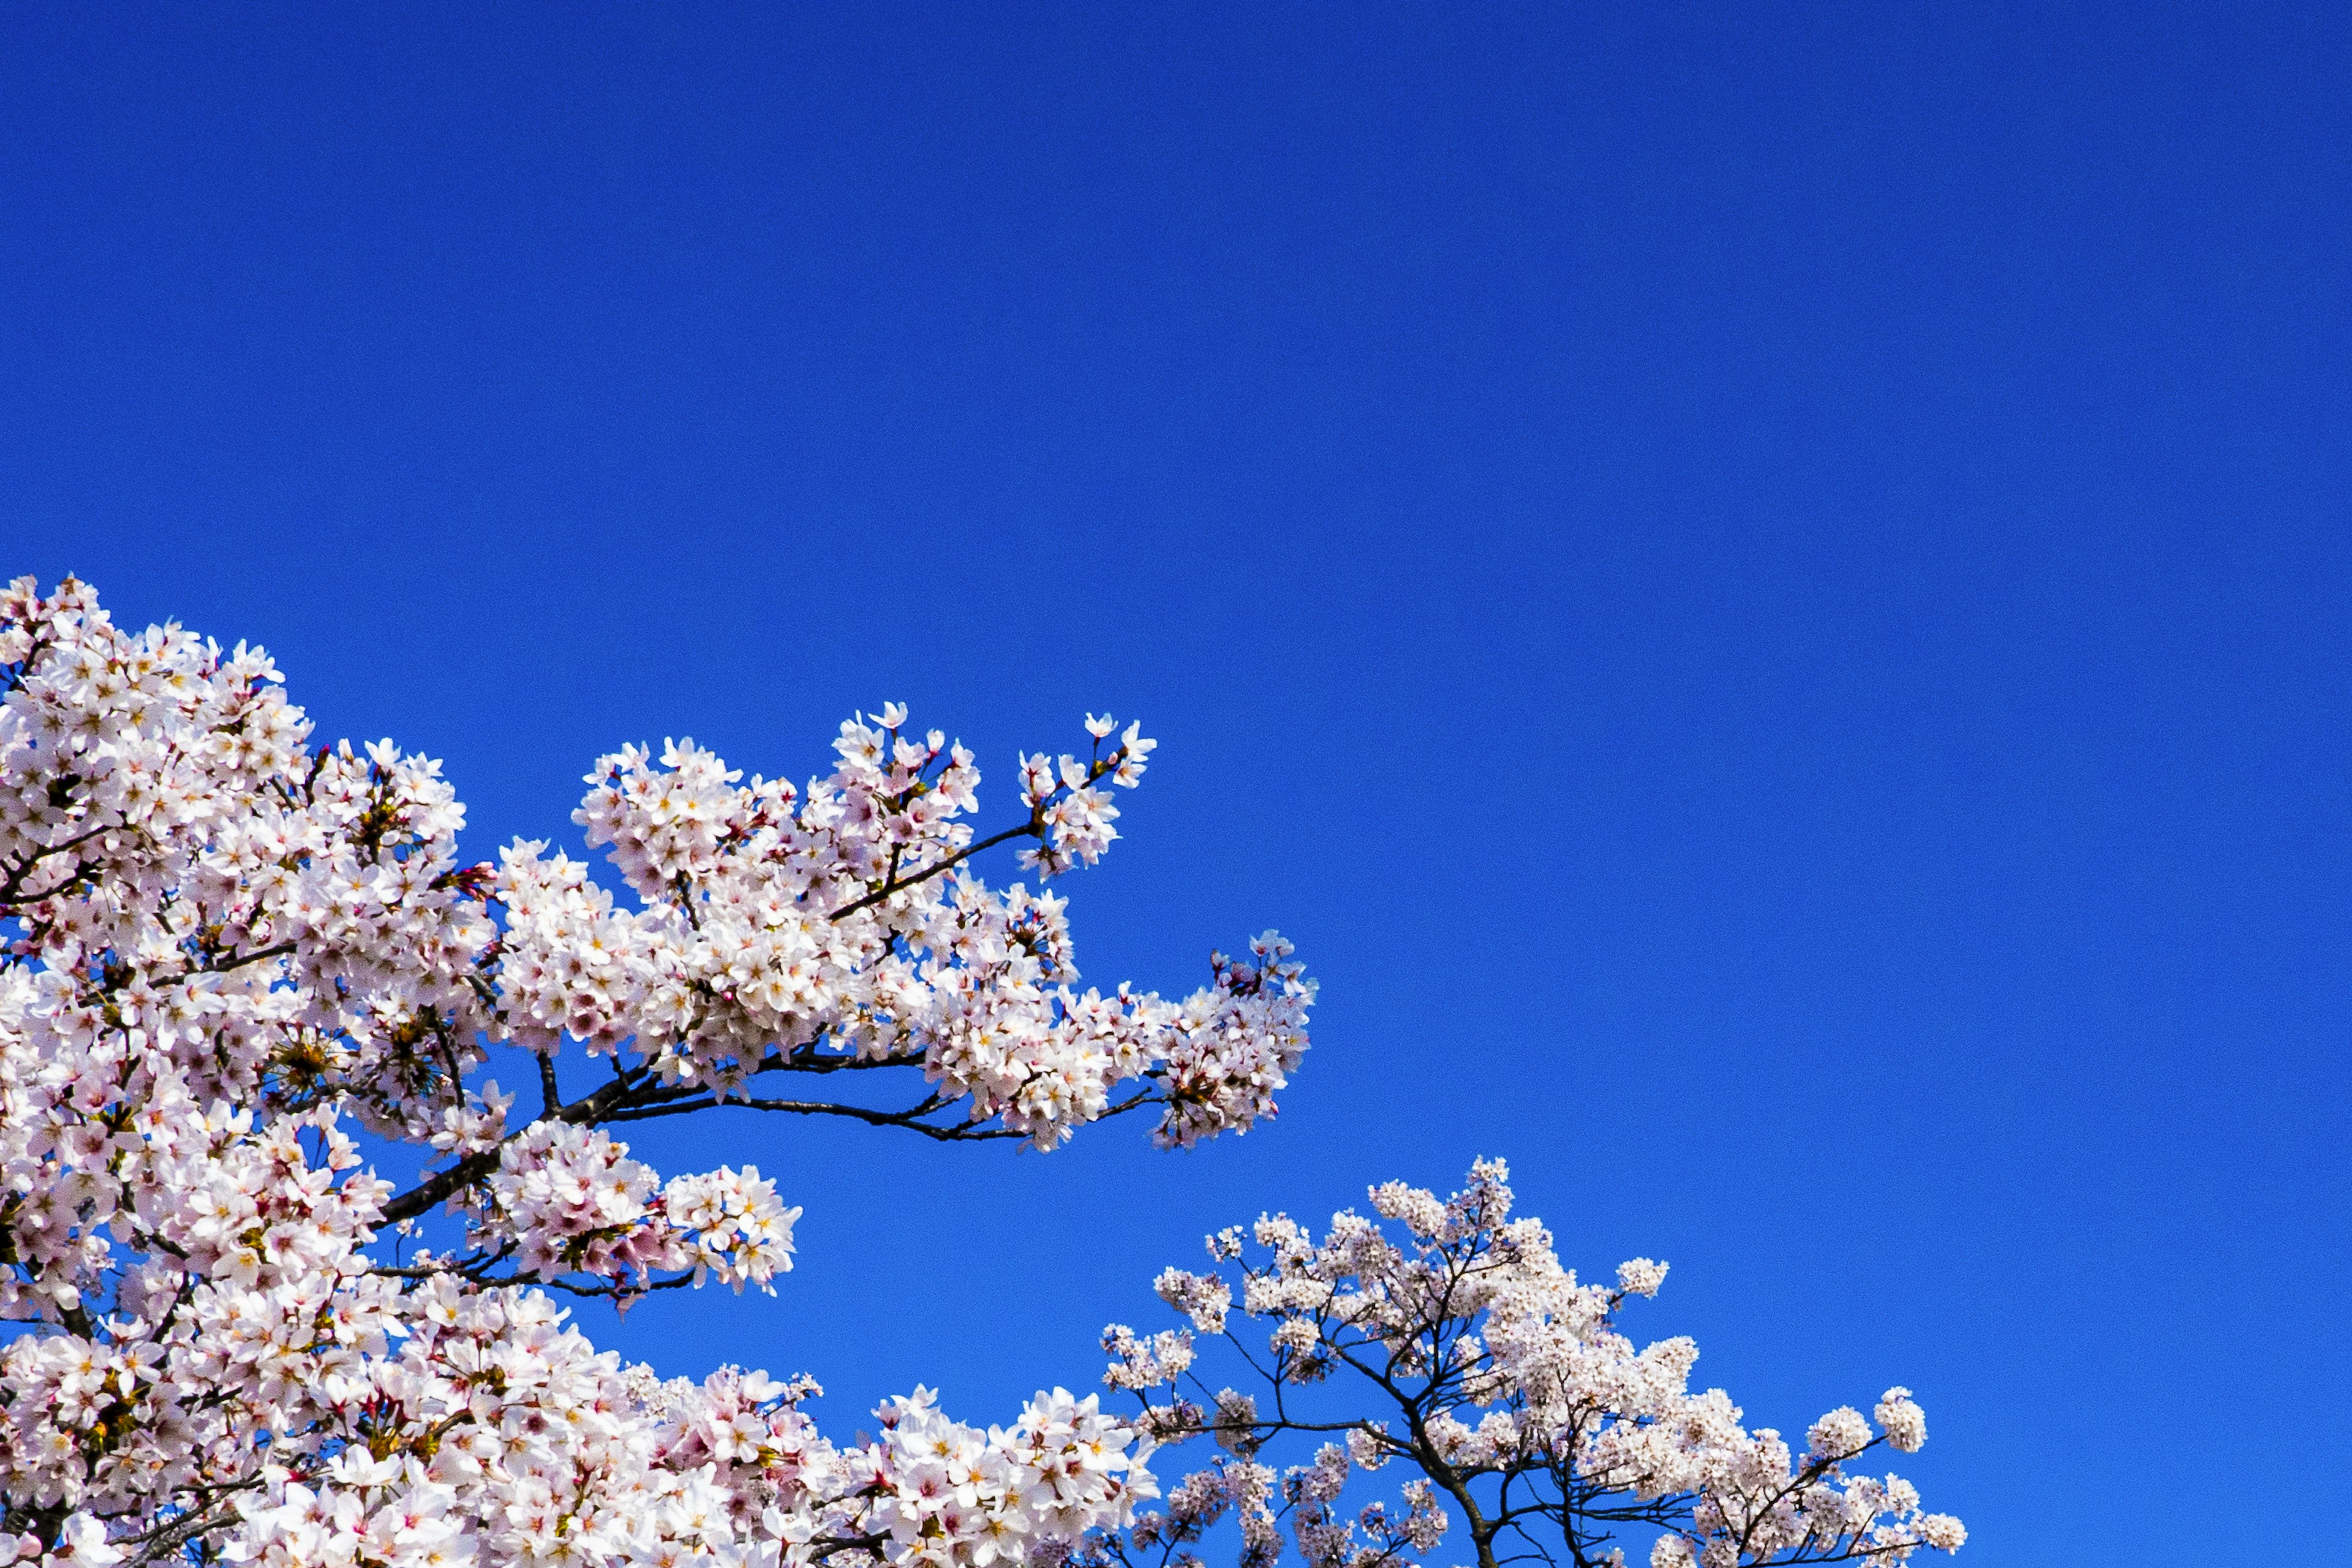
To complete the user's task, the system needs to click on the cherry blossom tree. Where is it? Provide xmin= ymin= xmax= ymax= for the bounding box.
xmin=0 ymin=577 xmax=1959 ymax=1568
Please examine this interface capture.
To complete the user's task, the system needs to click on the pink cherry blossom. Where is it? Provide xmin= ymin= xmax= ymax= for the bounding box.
xmin=0 ymin=577 xmax=1301 ymax=1566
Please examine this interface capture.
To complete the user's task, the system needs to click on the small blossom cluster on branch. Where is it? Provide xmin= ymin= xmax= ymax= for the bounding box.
xmin=1097 ymin=1162 xmax=1964 ymax=1568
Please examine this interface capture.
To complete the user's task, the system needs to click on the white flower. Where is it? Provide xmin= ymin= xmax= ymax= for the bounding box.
xmin=1875 ymin=1387 xmax=1929 ymax=1453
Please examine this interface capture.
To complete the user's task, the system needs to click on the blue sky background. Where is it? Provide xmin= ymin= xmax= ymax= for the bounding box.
xmin=6 ymin=4 xmax=2349 ymax=1561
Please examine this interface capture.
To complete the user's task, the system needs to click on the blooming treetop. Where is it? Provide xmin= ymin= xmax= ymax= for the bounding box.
xmin=1096 ymin=1163 xmax=1964 ymax=1568
xmin=0 ymin=577 xmax=1959 ymax=1568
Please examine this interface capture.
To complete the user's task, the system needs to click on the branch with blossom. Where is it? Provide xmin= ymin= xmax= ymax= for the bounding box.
xmin=0 ymin=575 xmax=1306 ymax=1565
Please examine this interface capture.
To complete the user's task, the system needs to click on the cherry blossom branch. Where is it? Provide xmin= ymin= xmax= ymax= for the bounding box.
xmin=821 ymin=817 xmax=1043 ymax=921
xmin=0 ymin=579 xmax=1295 ymax=1567
xmin=382 ymin=1067 xmax=648 ymax=1222
xmin=600 ymin=1091 xmax=1033 ymax=1140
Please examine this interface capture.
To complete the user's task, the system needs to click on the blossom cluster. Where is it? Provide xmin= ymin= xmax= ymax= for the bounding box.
xmin=495 ymin=712 xmax=1311 ymax=1152
xmin=1098 ymin=1163 xmax=1965 ymax=1568
xmin=856 ymin=1386 xmax=1156 ymax=1566
xmin=473 ymin=1120 xmax=799 ymax=1291
xmin=217 ymin=1325 xmax=1156 ymax=1568
xmin=0 ymin=577 xmax=1310 ymax=1564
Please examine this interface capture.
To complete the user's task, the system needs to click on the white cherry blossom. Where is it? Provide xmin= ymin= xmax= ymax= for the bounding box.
xmin=1096 ymin=1163 xmax=1964 ymax=1568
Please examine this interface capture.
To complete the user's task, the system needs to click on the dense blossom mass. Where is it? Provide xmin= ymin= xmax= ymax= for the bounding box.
xmin=0 ymin=577 xmax=1958 ymax=1568
xmin=0 ymin=577 xmax=1302 ymax=1565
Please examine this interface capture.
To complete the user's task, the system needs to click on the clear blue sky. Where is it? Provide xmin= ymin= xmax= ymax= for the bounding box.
xmin=7 ymin=5 xmax=2347 ymax=1561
